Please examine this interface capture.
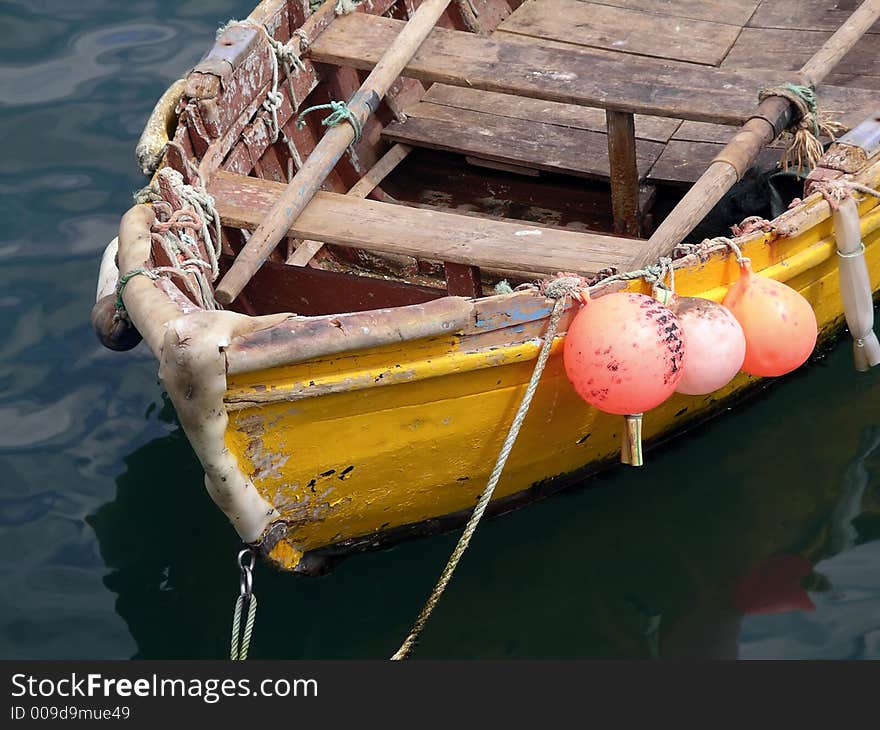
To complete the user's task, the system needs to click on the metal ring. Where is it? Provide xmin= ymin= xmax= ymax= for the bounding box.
xmin=238 ymin=547 xmax=255 ymax=570
xmin=837 ymin=242 xmax=866 ymax=259
xmin=239 ymin=568 xmax=253 ymax=597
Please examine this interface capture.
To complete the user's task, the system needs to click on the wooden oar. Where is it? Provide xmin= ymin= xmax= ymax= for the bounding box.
xmin=215 ymin=0 xmax=453 ymax=304
xmin=632 ymin=0 xmax=880 ymax=268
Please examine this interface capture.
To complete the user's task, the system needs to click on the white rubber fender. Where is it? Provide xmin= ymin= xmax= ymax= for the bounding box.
xmin=833 ymin=196 xmax=880 ymax=371
xmin=96 ymin=236 xmax=119 ymax=302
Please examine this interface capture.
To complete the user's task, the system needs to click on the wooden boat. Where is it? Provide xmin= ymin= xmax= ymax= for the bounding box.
xmin=92 ymin=0 xmax=880 ymax=574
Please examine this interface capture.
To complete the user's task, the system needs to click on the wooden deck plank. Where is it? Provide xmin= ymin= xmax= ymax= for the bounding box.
xmin=722 ymin=27 xmax=880 ymax=87
xmin=647 ymin=140 xmax=781 ymax=186
xmin=420 ymin=84 xmax=681 ymax=143
xmin=309 ymin=14 xmax=864 ymax=125
xmin=209 ymin=171 xmax=645 ymax=275
xmin=497 ymin=0 xmax=744 ymax=65
xmin=383 ymin=102 xmax=666 ymax=180
xmin=747 ymin=0 xmax=880 ymax=33
xmin=582 ymin=0 xmax=760 ymax=26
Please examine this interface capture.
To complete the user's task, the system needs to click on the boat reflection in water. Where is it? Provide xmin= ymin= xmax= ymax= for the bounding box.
xmin=89 ymin=355 xmax=880 ymax=659
xmin=661 ymin=428 xmax=880 ymax=659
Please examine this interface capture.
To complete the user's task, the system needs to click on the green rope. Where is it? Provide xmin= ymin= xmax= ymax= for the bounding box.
xmin=334 ymin=0 xmax=362 ymax=15
xmin=295 ymin=100 xmax=362 ymax=143
xmin=759 ymin=82 xmax=820 ymax=137
xmin=114 ymin=268 xmax=157 ymax=318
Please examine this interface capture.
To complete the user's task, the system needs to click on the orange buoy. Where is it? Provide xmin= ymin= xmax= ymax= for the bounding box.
xmin=670 ymin=296 xmax=745 ymax=395
xmin=563 ymin=292 xmax=686 ymax=415
xmin=722 ymin=262 xmax=817 ymax=377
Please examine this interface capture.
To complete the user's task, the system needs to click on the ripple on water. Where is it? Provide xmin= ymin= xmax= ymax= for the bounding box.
xmin=0 ymin=22 xmax=181 ymax=108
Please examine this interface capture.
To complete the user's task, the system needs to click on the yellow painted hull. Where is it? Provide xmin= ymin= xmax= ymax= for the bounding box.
xmin=224 ymin=197 xmax=880 ymax=571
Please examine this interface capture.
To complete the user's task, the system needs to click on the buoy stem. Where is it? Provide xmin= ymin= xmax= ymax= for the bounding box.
xmin=622 ymin=413 xmax=644 ymax=467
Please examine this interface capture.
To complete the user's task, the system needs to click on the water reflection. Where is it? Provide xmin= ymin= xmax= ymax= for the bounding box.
xmin=661 ymin=426 xmax=880 ymax=659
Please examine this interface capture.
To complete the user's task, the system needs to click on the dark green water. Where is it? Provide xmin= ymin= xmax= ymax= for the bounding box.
xmin=2 ymin=0 xmax=880 ymax=660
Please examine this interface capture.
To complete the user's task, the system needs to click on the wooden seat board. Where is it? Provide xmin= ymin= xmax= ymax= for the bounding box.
xmin=383 ymin=101 xmax=666 ymax=180
xmin=497 ymin=0 xmax=743 ymax=66
xmin=419 ymin=84 xmax=682 ymax=143
xmin=209 ymin=171 xmax=646 ymax=275
xmin=576 ymin=0 xmax=761 ymax=26
xmin=309 ymin=14 xmax=857 ymax=125
xmin=747 ymin=0 xmax=880 ymax=33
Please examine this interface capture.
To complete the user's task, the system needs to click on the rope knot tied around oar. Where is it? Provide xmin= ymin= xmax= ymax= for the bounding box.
xmin=295 ymin=100 xmax=363 ymax=144
xmin=391 ymin=274 xmax=584 ymax=661
xmin=759 ymin=82 xmax=847 ymax=174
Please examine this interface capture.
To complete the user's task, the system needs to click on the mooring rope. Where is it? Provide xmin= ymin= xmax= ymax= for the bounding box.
xmin=390 ymin=276 xmax=587 ymax=660
xmin=759 ymin=83 xmax=847 ymax=173
xmin=230 ymin=549 xmax=258 ymax=661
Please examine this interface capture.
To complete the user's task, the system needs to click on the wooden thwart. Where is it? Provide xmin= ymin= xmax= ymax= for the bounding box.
xmin=287 ymin=143 xmax=412 ymax=266
xmin=309 ymin=14 xmax=870 ymax=125
xmin=209 ymin=171 xmax=645 ymax=275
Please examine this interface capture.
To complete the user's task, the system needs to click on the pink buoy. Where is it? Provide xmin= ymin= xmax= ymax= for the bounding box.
xmin=564 ymin=291 xmax=686 ymax=414
xmin=564 ymin=292 xmax=686 ymax=466
xmin=669 ymin=296 xmax=746 ymax=395
xmin=563 ymin=291 xmax=687 ymax=466
xmin=722 ymin=262 xmax=818 ymax=377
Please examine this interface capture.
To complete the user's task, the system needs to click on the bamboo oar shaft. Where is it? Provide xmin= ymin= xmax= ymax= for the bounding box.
xmin=215 ymin=0 xmax=453 ymax=304
xmin=801 ymin=0 xmax=880 ymax=86
xmin=633 ymin=0 xmax=880 ymax=268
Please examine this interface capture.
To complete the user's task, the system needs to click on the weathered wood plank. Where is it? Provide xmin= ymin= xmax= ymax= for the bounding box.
xmin=606 ymin=110 xmax=640 ymax=235
xmin=287 ymin=143 xmax=413 ymax=266
xmin=419 ymin=84 xmax=681 ymax=143
xmin=646 ymin=140 xmax=780 ymax=186
xmin=723 ymin=27 xmax=880 ymax=87
xmin=579 ymin=0 xmax=760 ymax=25
xmin=747 ymin=0 xmax=880 ymax=32
xmin=383 ymin=102 xmax=665 ymax=179
xmin=498 ymin=0 xmax=743 ymax=65
xmin=209 ymin=170 xmax=645 ymax=275
xmin=309 ymin=14 xmax=870 ymax=124
xmin=444 ymin=262 xmax=482 ymax=297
